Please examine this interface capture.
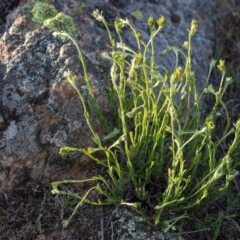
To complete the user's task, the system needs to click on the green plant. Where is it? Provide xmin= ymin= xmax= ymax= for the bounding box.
xmin=31 ymin=2 xmax=76 ymax=38
xmin=131 ymin=10 xmax=143 ymax=20
xmin=33 ymin=4 xmax=240 ymax=237
xmin=31 ymin=2 xmax=58 ymax=24
xmin=36 ymin=214 xmax=44 ymax=234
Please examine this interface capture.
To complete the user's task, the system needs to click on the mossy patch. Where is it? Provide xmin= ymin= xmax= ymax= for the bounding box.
xmin=44 ymin=12 xmax=76 ymax=38
xmin=31 ymin=2 xmax=76 ymax=38
xmin=31 ymin=2 xmax=58 ymax=24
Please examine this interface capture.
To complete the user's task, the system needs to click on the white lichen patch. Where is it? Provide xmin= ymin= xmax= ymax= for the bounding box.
xmin=3 ymin=121 xmax=18 ymax=140
xmin=114 ymin=208 xmax=180 ymax=240
xmin=50 ymin=130 xmax=67 ymax=147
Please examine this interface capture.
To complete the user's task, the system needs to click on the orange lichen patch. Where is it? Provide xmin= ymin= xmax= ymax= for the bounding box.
xmin=45 ymin=162 xmax=90 ymax=183
xmin=0 ymin=37 xmax=19 ymax=64
xmin=1 ymin=150 xmax=48 ymax=191
xmin=0 ymin=42 xmax=8 ymax=63
xmin=51 ymin=81 xmax=80 ymax=102
xmin=33 ymin=104 xmax=58 ymax=131
xmin=97 ymin=95 xmax=112 ymax=113
xmin=0 ymin=15 xmax=36 ymax=63
xmin=90 ymin=84 xmax=100 ymax=94
xmin=10 ymin=15 xmax=29 ymax=30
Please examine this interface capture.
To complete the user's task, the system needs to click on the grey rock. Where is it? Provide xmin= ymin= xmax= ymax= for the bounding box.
xmin=0 ymin=0 xmax=20 ymax=24
xmin=0 ymin=0 xmax=216 ymax=198
xmin=3 ymin=120 xmax=17 ymax=140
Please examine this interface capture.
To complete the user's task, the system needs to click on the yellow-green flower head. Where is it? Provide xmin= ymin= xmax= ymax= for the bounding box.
xmin=135 ymin=32 xmax=143 ymax=42
xmin=175 ymin=67 xmax=182 ymax=78
xmin=59 ymin=147 xmax=69 ymax=156
xmin=148 ymin=16 xmax=156 ymax=28
xmin=44 ymin=12 xmax=76 ymax=38
xmin=189 ymin=19 xmax=198 ymax=36
xmin=157 ymin=16 xmax=166 ymax=27
xmin=31 ymin=2 xmax=58 ymax=24
xmin=205 ymin=116 xmax=215 ymax=130
xmin=217 ymin=59 xmax=225 ymax=72
xmin=182 ymin=41 xmax=189 ymax=49
xmin=234 ymin=120 xmax=240 ymax=131
xmin=114 ymin=18 xmax=126 ymax=32
xmin=92 ymin=9 xmax=104 ymax=22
